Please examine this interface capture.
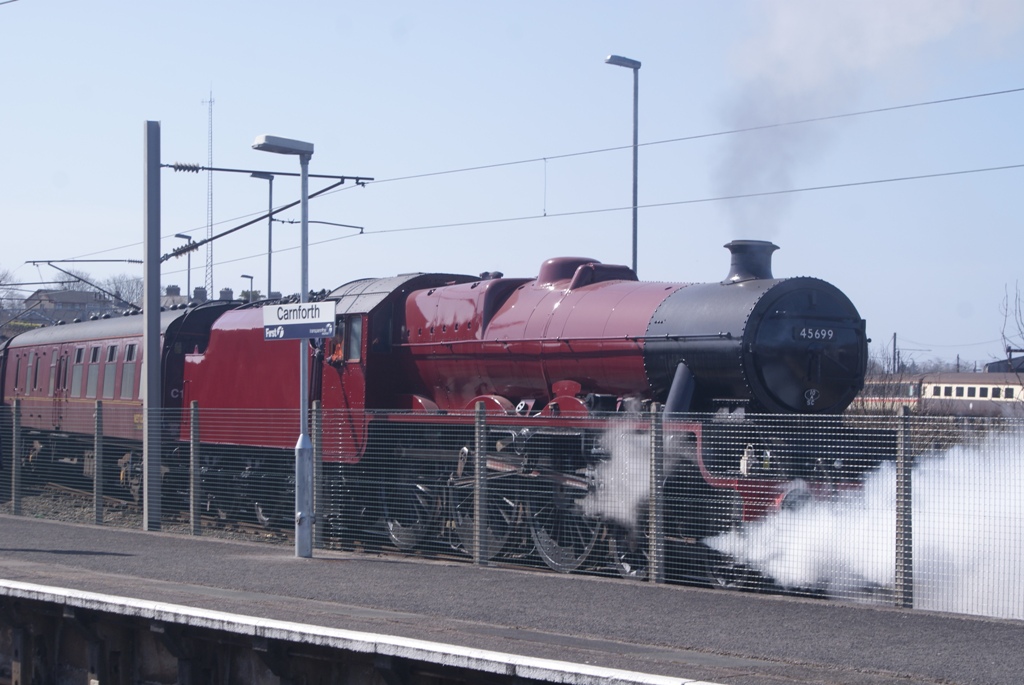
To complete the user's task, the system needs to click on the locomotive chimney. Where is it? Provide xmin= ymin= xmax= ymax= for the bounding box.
xmin=723 ymin=240 xmax=779 ymax=283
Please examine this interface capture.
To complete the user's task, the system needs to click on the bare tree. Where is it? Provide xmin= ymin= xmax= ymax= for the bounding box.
xmin=0 ymin=266 xmax=14 ymax=309
xmin=52 ymin=267 xmax=95 ymax=292
xmin=103 ymin=273 xmax=144 ymax=307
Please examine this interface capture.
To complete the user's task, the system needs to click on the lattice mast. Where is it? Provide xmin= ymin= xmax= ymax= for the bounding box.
xmin=203 ymin=92 xmax=215 ymax=293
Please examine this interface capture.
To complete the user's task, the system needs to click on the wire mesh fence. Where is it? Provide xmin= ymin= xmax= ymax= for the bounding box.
xmin=2 ymin=401 xmax=1021 ymax=620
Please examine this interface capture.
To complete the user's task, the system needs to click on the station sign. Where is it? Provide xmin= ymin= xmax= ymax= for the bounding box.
xmin=263 ymin=302 xmax=335 ymax=341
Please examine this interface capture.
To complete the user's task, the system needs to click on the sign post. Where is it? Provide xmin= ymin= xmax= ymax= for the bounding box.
xmin=262 ymin=300 xmax=333 ymax=558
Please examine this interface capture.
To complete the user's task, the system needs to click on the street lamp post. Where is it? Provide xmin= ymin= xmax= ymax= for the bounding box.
xmin=604 ymin=54 xmax=641 ymax=274
xmin=252 ymin=134 xmax=315 ymax=558
xmin=241 ymin=274 xmax=254 ymax=302
xmin=174 ymin=233 xmax=193 ymax=299
xmin=250 ymin=172 xmax=274 ymax=297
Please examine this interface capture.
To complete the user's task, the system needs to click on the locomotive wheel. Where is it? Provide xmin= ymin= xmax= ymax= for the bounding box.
xmin=607 ymin=524 xmax=648 ymax=580
xmin=243 ymin=467 xmax=291 ymax=529
xmin=703 ymin=546 xmax=770 ymax=592
xmin=527 ymin=484 xmax=600 ymax=573
xmin=317 ymin=469 xmax=364 ymax=548
xmin=448 ymin=479 xmax=518 ymax=560
xmin=254 ymin=501 xmax=275 ymax=528
xmin=382 ymin=468 xmax=442 ymax=551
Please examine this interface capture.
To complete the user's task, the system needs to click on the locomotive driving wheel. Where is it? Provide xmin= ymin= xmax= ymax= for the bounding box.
xmin=527 ymin=480 xmax=600 ymax=573
xmin=382 ymin=461 xmax=444 ymax=551
xmin=448 ymin=475 xmax=519 ymax=560
xmin=703 ymin=546 xmax=770 ymax=591
xmin=606 ymin=523 xmax=648 ymax=580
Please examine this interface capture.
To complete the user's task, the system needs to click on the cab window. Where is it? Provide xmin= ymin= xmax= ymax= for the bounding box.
xmin=346 ymin=317 xmax=362 ymax=362
xmin=329 ymin=316 xmax=363 ymax=363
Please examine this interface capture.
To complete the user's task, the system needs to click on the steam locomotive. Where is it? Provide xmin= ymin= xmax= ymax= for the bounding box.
xmin=1 ymin=240 xmax=870 ymax=583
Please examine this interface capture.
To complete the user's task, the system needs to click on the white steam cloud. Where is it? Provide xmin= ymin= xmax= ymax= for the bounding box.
xmin=581 ymin=430 xmax=655 ymax=532
xmin=581 ymin=428 xmax=692 ymax=533
xmin=708 ymin=430 xmax=1024 ymax=619
xmin=717 ymin=0 xmax=1024 ymax=235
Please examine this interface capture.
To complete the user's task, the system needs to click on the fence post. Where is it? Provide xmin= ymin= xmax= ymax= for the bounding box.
xmin=473 ymin=401 xmax=488 ymax=565
xmin=11 ymin=399 xmax=21 ymax=516
xmin=895 ymin=405 xmax=913 ymax=608
xmin=312 ymin=400 xmax=324 ymax=549
xmin=648 ymin=404 xmax=665 ymax=583
xmin=189 ymin=401 xmax=200 ymax=536
xmin=94 ymin=401 xmax=104 ymax=525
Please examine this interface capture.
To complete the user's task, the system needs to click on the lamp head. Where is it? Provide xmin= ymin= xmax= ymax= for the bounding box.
xmin=605 ymin=54 xmax=641 ymax=70
xmin=252 ymin=135 xmax=314 ymax=157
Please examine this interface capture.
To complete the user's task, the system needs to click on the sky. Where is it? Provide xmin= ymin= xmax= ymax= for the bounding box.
xmin=2 ymin=0 xmax=1023 ymax=367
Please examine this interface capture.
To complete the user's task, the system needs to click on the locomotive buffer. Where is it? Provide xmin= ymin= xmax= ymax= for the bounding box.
xmin=263 ymin=302 xmax=335 ymax=340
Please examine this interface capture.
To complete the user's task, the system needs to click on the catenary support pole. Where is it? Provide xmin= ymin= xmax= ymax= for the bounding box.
xmin=189 ymin=401 xmax=200 ymax=536
xmin=143 ymin=120 xmax=163 ymax=530
xmin=94 ymin=401 xmax=103 ymax=525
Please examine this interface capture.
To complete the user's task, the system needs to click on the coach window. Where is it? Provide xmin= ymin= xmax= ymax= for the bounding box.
xmin=980 ymin=387 xmax=989 ymax=398
xmin=967 ymin=387 xmax=976 ymax=398
xmin=121 ymin=343 xmax=137 ymax=400
xmin=86 ymin=345 xmax=101 ymax=398
xmin=48 ymin=348 xmax=59 ymax=396
xmin=102 ymin=344 xmax=117 ymax=399
xmin=943 ymin=386 xmax=952 ymax=397
xmin=70 ymin=347 xmax=85 ymax=397
xmin=32 ymin=351 xmax=43 ymax=393
xmin=955 ymin=386 xmax=964 ymax=397
xmin=24 ymin=352 xmax=35 ymax=396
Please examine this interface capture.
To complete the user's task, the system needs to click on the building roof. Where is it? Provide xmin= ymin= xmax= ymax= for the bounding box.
xmin=24 ymin=289 xmax=114 ymax=305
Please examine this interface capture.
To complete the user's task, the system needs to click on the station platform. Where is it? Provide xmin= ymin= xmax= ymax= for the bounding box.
xmin=1 ymin=515 xmax=1021 ymax=685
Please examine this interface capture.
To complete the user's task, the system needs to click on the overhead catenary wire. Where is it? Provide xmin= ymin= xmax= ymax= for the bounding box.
xmin=317 ymin=162 xmax=1024 ymax=239
xmin=58 ymin=85 xmax=1024 ymax=266
xmin=364 ymin=86 xmax=1024 ymax=185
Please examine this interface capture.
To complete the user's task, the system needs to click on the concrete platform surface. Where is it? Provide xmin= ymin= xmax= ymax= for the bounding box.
xmin=1 ymin=515 xmax=1021 ymax=685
